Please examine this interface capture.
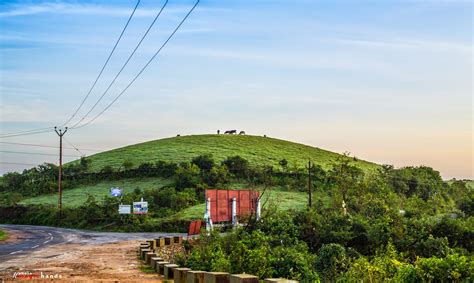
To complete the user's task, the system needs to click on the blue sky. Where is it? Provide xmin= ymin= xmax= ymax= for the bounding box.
xmin=0 ymin=0 xmax=472 ymax=178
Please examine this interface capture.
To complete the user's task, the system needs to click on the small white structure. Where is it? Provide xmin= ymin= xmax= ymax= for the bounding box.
xmin=232 ymin=198 xmax=238 ymax=226
xmin=204 ymin=197 xmax=213 ymax=231
xmin=256 ymin=198 xmax=261 ymax=221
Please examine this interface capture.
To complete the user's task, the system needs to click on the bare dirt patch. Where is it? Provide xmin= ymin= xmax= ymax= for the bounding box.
xmin=0 ymin=240 xmax=163 ymax=282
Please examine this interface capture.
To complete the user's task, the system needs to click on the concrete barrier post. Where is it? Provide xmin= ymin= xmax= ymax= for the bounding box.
xmin=173 ymin=235 xmax=183 ymax=245
xmin=150 ymin=257 xmax=164 ymax=269
xmin=164 ymin=237 xmax=172 ymax=246
xmin=138 ymin=244 xmax=149 ymax=254
xmin=186 ymin=271 xmax=205 ymax=283
xmin=230 ymin=274 xmax=259 ymax=283
xmin=146 ymin=239 xmax=156 ymax=249
xmin=140 ymin=248 xmax=151 ymax=260
xmin=174 ymin=267 xmax=191 ymax=283
xmin=156 ymin=261 xmax=170 ymax=275
xmin=156 ymin=238 xmax=165 ymax=248
xmin=164 ymin=264 xmax=179 ymax=279
xmin=204 ymin=272 xmax=230 ymax=283
xmin=145 ymin=252 xmax=157 ymax=264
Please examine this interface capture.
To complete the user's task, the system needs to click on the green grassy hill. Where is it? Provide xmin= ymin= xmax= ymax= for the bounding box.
xmin=75 ymin=134 xmax=379 ymax=172
xmin=20 ymin=135 xmax=381 ymax=218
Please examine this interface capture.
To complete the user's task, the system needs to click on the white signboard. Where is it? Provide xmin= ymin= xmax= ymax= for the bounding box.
xmin=118 ymin=205 xmax=131 ymax=214
xmin=133 ymin=201 xmax=148 ymax=214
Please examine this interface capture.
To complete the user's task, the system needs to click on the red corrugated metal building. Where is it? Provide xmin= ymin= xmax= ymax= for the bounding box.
xmin=205 ymin=189 xmax=259 ymax=223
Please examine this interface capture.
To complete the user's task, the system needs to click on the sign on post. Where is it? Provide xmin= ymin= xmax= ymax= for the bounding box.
xmin=133 ymin=201 xmax=148 ymax=214
xmin=118 ymin=205 xmax=131 ymax=214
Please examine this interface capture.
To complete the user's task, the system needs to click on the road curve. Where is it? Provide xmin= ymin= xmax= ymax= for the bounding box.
xmin=0 ymin=224 xmax=185 ymax=261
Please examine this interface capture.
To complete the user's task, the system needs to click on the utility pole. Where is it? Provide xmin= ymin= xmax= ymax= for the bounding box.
xmin=54 ymin=126 xmax=68 ymax=220
xmin=307 ymin=160 xmax=312 ymax=209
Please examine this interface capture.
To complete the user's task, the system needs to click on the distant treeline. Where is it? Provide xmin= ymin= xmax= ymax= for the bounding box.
xmin=0 ymin=154 xmax=307 ymax=202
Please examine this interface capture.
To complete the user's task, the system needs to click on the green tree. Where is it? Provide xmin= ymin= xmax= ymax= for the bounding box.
xmin=222 ymin=156 xmax=249 ymax=178
xmin=202 ymin=165 xmax=229 ymax=187
xmin=328 ymin=155 xmax=364 ymax=213
xmin=175 ymin=163 xmax=201 ymax=190
xmin=192 ymin=154 xmax=215 ymax=171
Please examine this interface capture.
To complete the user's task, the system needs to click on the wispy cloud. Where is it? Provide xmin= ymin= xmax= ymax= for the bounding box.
xmin=327 ymin=37 xmax=472 ymax=54
xmin=0 ymin=104 xmax=53 ymax=122
xmin=0 ymin=2 xmax=226 ymax=18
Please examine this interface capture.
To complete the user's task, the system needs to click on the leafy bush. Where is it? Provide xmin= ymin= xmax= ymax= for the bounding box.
xmin=201 ymin=165 xmax=229 ymax=187
xmin=226 ymin=230 xmax=273 ymax=277
xmin=270 ymin=243 xmax=319 ymax=282
xmin=315 ymin=243 xmax=349 ymax=281
xmin=183 ymin=231 xmax=231 ymax=272
xmin=414 ymin=235 xmax=452 ymax=258
xmin=395 ymin=254 xmax=474 ymax=282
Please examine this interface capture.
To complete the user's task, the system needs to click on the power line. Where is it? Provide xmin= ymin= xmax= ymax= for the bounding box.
xmin=0 ymin=161 xmax=53 ymax=166
xmin=0 ymin=141 xmax=102 ymax=152
xmin=72 ymin=0 xmax=200 ymax=129
xmin=69 ymin=0 xmax=169 ymax=129
xmin=0 ymin=1 xmax=141 ymax=136
xmin=0 ymin=127 xmax=53 ymax=137
xmin=63 ymin=137 xmax=85 ymax=156
xmin=0 ymin=150 xmax=80 ymax=158
xmin=62 ymin=0 xmax=141 ymax=127
xmin=0 ymin=161 xmax=54 ymax=167
xmin=0 ymin=128 xmax=53 ymax=139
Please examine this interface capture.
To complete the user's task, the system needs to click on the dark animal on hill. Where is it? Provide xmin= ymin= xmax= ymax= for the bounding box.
xmin=239 ymin=131 xmax=245 ymax=135
xmin=224 ymin=130 xmax=237 ymax=134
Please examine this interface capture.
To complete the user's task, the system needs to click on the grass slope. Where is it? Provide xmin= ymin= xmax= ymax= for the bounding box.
xmin=76 ymin=134 xmax=378 ymax=172
xmin=20 ymin=178 xmax=171 ymax=207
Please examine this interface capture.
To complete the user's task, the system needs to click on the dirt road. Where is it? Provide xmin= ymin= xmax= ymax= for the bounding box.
xmin=0 ymin=225 xmax=184 ymax=282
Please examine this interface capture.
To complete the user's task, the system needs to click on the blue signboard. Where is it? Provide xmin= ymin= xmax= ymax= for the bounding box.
xmin=110 ymin=187 xmax=123 ymax=197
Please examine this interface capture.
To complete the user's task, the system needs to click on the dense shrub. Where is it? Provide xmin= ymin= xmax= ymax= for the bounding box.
xmin=180 ymin=228 xmax=320 ymax=281
xmin=270 ymin=243 xmax=319 ymax=282
xmin=315 ymin=243 xmax=349 ymax=281
xmin=174 ymin=163 xmax=201 ymax=190
xmin=192 ymin=154 xmax=215 ymax=171
xmin=394 ymin=254 xmax=474 ymax=282
xmin=201 ymin=165 xmax=229 ymax=187
xmin=181 ymin=231 xmax=231 ymax=272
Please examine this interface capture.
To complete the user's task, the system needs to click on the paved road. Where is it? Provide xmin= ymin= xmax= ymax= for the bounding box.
xmin=0 ymin=224 xmax=184 ymax=261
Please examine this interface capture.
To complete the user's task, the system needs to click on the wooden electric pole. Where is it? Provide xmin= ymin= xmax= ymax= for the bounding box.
xmin=307 ymin=160 xmax=312 ymax=209
xmin=54 ymin=126 xmax=68 ymax=220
